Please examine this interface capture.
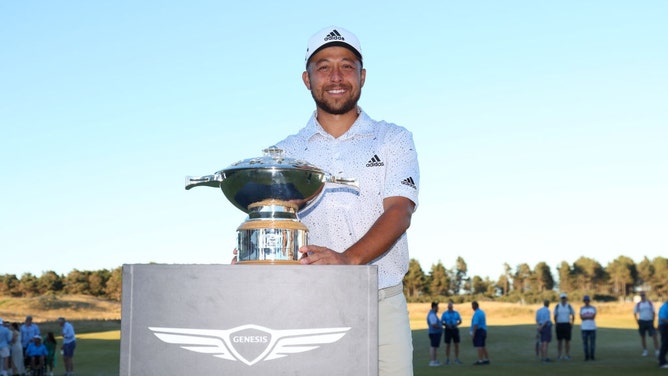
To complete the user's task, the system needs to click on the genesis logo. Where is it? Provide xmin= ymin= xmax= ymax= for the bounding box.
xmin=149 ymin=324 xmax=351 ymax=366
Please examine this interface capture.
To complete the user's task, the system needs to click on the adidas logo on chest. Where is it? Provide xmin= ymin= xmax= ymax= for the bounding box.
xmin=366 ymin=154 xmax=384 ymax=167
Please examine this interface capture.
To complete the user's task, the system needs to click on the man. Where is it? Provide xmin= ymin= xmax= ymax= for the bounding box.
xmin=553 ymin=292 xmax=575 ymax=360
xmin=580 ymin=295 xmax=597 ymax=361
xmin=0 ymin=319 xmax=12 ymax=376
xmin=277 ymin=26 xmax=420 ymax=376
xmin=441 ymin=300 xmax=462 ymax=365
xmin=58 ymin=317 xmax=76 ymax=376
xmin=426 ymin=302 xmax=442 ymax=366
xmin=25 ymin=335 xmax=48 ymax=374
xmin=634 ymin=291 xmax=660 ymax=357
xmin=658 ymin=299 xmax=668 ymax=369
xmin=20 ymin=315 xmax=40 ymax=352
xmin=535 ymin=299 xmax=552 ymax=362
xmin=470 ymin=301 xmax=489 ymax=365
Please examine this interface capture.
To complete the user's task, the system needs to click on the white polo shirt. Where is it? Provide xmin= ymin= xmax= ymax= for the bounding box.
xmin=276 ymin=109 xmax=420 ymax=289
xmin=634 ymin=300 xmax=655 ymax=321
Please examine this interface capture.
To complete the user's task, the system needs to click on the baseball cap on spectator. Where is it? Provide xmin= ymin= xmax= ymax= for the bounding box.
xmin=560 ymin=293 xmax=567 ymax=299
xmin=583 ymin=295 xmax=590 ymax=301
xmin=305 ymin=26 xmax=363 ymax=67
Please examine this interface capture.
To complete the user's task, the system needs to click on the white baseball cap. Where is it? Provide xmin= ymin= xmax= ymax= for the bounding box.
xmin=305 ymin=26 xmax=363 ymax=66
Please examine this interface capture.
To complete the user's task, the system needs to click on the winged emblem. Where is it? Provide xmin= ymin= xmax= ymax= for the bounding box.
xmin=148 ymin=324 xmax=351 ymax=366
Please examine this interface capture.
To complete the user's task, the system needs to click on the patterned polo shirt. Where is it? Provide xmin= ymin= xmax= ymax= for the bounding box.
xmin=275 ymin=109 xmax=420 ymax=289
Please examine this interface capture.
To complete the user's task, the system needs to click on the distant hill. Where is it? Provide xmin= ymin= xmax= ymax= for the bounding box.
xmin=0 ymin=294 xmax=121 ymax=323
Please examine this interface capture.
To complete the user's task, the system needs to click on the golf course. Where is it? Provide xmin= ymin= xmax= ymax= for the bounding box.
xmin=1 ymin=296 xmax=664 ymax=375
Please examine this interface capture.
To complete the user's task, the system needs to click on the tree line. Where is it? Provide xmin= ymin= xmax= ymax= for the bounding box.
xmin=402 ymin=255 xmax=668 ymax=304
xmin=2 ymin=255 xmax=666 ymax=304
xmin=0 ymin=267 xmax=122 ymax=301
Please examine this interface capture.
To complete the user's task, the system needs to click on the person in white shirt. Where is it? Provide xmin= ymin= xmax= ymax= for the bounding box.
xmin=580 ymin=295 xmax=597 ymax=361
xmin=553 ymin=292 xmax=575 ymax=360
xmin=634 ymin=291 xmax=660 ymax=357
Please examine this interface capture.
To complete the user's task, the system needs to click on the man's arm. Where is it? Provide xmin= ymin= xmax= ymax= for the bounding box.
xmin=299 ymin=196 xmax=415 ymax=265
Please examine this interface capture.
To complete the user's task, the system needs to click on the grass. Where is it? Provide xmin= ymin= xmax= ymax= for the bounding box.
xmin=412 ymin=325 xmax=665 ymax=375
xmin=2 ymin=297 xmax=665 ymax=375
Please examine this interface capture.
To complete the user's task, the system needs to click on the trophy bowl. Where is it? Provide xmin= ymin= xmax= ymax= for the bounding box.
xmin=186 ymin=146 xmax=358 ymax=264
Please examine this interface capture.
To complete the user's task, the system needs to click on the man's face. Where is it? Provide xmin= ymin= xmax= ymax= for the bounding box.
xmin=303 ymin=46 xmax=365 ymax=116
xmin=448 ymin=303 xmax=454 ymax=311
xmin=640 ymin=293 xmax=646 ymax=301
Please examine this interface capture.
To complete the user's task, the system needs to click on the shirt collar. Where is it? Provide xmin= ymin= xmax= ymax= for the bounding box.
xmin=305 ymin=107 xmax=375 ymax=140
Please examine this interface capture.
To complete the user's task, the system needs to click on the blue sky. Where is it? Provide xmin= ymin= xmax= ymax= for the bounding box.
xmin=1 ymin=1 xmax=666 ymax=281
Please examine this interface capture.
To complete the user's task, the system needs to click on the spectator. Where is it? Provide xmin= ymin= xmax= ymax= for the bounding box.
xmin=580 ymin=295 xmax=597 ymax=361
xmin=440 ymin=300 xmax=463 ymax=365
xmin=658 ymin=299 xmax=668 ymax=369
xmin=0 ymin=319 xmax=12 ymax=376
xmin=536 ymin=299 xmax=553 ymax=362
xmin=45 ymin=331 xmax=57 ymax=376
xmin=20 ymin=315 xmax=40 ymax=352
xmin=426 ymin=302 xmax=442 ymax=366
xmin=58 ymin=317 xmax=76 ymax=376
xmin=470 ymin=301 xmax=490 ymax=365
xmin=25 ymin=335 xmax=48 ymax=373
xmin=553 ymin=292 xmax=575 ymax=360
xmin=10 ymin=322 xmax=25 ymax=376
xmin=634 ymin=291 xmax=660 ymax=357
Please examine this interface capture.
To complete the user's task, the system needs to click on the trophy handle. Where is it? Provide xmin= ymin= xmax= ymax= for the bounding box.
xmin=326 ymin=176 xmax=360 ymax=191
xmin=185 ymin=173 xmax=224 ymax=190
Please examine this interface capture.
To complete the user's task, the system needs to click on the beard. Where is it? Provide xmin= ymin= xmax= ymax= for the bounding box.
xmin=310 ymin=88 xmax=361 ymax=115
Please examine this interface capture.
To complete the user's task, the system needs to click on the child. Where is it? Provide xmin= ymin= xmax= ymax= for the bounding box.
xmin=44 ymin=332 xmax=57 ymax=376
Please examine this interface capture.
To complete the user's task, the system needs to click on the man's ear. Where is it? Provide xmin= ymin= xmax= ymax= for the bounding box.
xmin=360 ymin=68 xmax=366 ymax=88
xmin=302 ymin=71 xmax=311 ymax=90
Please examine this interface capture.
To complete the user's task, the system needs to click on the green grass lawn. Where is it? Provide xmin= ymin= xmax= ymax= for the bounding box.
xmin=412 ymin=325 xmax=665 ymax=375
xmin=66 ymin=325 xmax=665 ymax=375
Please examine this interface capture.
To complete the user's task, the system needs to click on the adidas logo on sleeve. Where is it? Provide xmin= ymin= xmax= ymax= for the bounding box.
xmin=401 ymin=177 xmax=417 ymax=189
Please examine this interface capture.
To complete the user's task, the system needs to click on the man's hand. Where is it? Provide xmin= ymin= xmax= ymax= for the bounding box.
xmin=298 ymin=245 xmax=354 ymax=265
xmin=231 ymin=248 xmax=238 ymax=264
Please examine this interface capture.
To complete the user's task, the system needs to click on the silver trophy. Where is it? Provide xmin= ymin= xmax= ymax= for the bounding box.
xmin=186 ymin=146 xmax=358 ymax=264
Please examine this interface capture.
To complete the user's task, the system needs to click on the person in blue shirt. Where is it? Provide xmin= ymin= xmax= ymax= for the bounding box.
xmin=440 ymin=300 xmax=463 ymax=365
xmin=426 ymin=302 xmax=443 ymax=366
xmin=25 ymin=335 xmax=48 ymax=373
xmin=658 ymin=299 xmax=668 ymax=368
xmin=470 ymin=301 xmax=490 ymax=365
xmin=0 ymin=318 xmax=13 ymax=376
xmin=536 ymin=299 xmax=553 ymax=362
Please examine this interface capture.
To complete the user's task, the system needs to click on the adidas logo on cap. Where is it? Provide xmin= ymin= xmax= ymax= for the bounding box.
xmin=324 ymin=30 xmax=345 ymax=42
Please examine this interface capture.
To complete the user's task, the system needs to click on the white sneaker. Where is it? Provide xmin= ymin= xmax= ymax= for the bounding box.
xmin=429 ymin=360 xmax=441 ymax=366
xmin=660 ymin=364 xmax=668 ymax=369
xmin=642 ymin=349 xmax=648 ymax=356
